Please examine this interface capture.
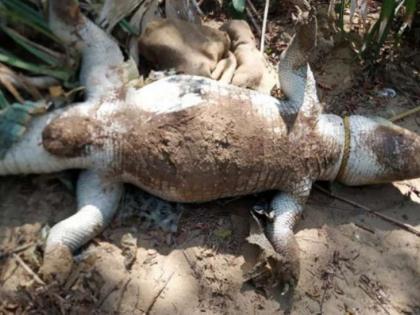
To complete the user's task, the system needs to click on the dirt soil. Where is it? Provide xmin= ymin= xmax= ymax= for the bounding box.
xmin=1 ymin=2 xmax=420 ymax=315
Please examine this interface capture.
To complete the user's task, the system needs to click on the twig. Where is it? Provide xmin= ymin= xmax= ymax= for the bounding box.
xmin=0 ymin=242 xmax=35 ymax=259
xmin=13 ymin=253 xmax=46 ymax=286
xmin=97 ymin=281 xmax=121 ymax=307
xmin=145 ymin=272 xmax=174 ymax=315
xmin=260 ymin=0 xmax=270 ymax=53
xmin=63 ymin=263 xmax=84 ymax=291
xmin=319 ymin=286 xmax=328 ymax=314
xmin=358 ymin=284 xmax=391 ymax=315
xmin=246 ymin=0 xmax=262 ymax=22
xmin=354 ymin=223 xmax=375 ymax=234
xmin=389 ymin=105 xmax=420 ymax=122
xmin=133 ymin=283 xmax=141 ymax=313
xmin=193 ymin=0 xmax=204 ymax=16
xmin=52 ymin=293 xmax=67 ymax=315
xmin=315 ymin=185 xmax=420 ymax=237
xmin=246 ymin=7 xmax=262 ymax=36
xmin=183 ymin=250 xmax=200 ymax=279
xmin=0 ymin=76 xmax=24 ymax=103
xmin=117 ymin=278 xmax=132 ymax=312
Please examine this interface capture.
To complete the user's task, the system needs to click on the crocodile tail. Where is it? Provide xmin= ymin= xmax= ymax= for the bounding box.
xmin=336 ymin=116 xmax=420 ymax=185
xmin=0 ymin=101 xmax=48 ymax=158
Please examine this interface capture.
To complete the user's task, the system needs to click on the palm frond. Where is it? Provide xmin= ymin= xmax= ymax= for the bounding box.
xmin=0 ymin=0 xmax=58 ymax=41
xmin=0 ymin=90 xmax=9 ymax=109
xmin=1 ymin=26 xmax=64 ymax=66
xmin=0 ymin=49 xmax=72 ymax=81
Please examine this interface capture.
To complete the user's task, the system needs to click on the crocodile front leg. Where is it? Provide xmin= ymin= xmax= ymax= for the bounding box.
xmin=49 ymin=0 xmax=138 ymax=100
xmin=41 ymin=170 xmax=123 ymax=282
xmin=278 ymin=7 xmax=320 ymax=116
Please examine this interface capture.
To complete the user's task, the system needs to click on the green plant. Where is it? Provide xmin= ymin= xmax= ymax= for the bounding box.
xmin=232 ymin=0 xmax=246 ymax=13
xmin=229 ymin=0 xmax=246 ymax=18
xmin=0 ymin=0 xmax=77 ymax=104
xmin=337 ymin=0 xmax=417 ymax=60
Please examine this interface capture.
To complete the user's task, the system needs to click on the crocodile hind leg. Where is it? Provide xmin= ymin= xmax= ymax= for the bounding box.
xmin=40 ymin=170 xmax=123 ymax=282
xmin=251 ymin=184 xmax=311 ymax=291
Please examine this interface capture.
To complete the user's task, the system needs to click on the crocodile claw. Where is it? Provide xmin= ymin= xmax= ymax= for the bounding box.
xmin=251 ymin=203 xmax=275 ymax=225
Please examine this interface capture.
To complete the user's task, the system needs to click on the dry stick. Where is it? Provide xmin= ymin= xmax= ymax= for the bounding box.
xmin=358 ymin=284 xmax=391 ymax=315
xmin=354 ymin=222 xmax=375 ymax=234
xmin=314 ymin=185 xmax=420 ymax=237
xmin=192 ymin=0 xmax=204 ymax=16
xmin=13 ymin=253 xmax=46 ymax=286
xmin=245 ymin=0 xmax=262 ymax=36
xmin=183 ymin=250 xmax=200 ymax=279
xmin=0 ymin=242 xmax=35 ymax=259
xmin=133 ymin=283 xmax=141 ymax=313
xmin=389 ymin=105 xmax=420 ymax=122
xmin=145 ymin=272 xmax=175 ymax=315
xmin=247 ymin=0 xmax=262 ymax=21
xmin=260 ymin=0 xmax=270 ymax=52
xmin=117 ymin=278 xmax=132 ymax=312
xmin=0 ymin=76 xmax=25 ymax=103
xmin=246 ymin=6 xmax=262 ymax=36
xmin=97 ymin=281 xmax=122 ymax=307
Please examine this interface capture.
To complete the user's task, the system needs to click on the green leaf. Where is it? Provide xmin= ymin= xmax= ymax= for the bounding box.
xmin=1 ymin=26 xmax=62 ymax=66
xmin=118 ymin=19 xmax=138 ymax=35
xmin=214 ymin=228 xmax=232 ymax=240
xmin=0 ymin=49 xmax=72 ymax=81
xmin=377 ymin=0 xmax=396 ymax=42
xmin=0 ymin=1 xmax=59 ymax=42
xmin=338 ymin=0 xmax=347 ymax=31
xmin=361 ymin=0 xmax=397 ymax=59
xmin=0 ymin=100 xmax=47 ymax=158
xmin=1 ymin=0 xmax=50 ymax=34
xmin=232 ymin=0 xmax=246 ymax=13
xmin=0 ymin=90 xmax=9 ymax=109
xmin=399 ymin=0 xmax=416 ymax=34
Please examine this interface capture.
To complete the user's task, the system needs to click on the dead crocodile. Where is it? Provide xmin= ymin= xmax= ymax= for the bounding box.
xmin=1 ymin=0 xmax=420 ymax=288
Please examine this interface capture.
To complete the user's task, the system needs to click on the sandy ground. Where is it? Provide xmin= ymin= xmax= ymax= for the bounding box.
xmin=1 ymin=3 xmax=420 ymax=315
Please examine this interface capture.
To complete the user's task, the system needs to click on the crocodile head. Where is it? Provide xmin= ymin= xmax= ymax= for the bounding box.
xmin=337 ymin=116 xmax=420 ymax=185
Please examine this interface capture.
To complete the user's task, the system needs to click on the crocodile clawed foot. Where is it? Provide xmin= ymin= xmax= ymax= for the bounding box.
xmin=244 ymin=250 xmax=299 ymax=296
xmin=266 ymin=249 xmax=300 ymax=294
xmin=39 ymin=244 xmax=73 ymax=284
xmin=247 ymin=205 xmax=300 ymax=294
